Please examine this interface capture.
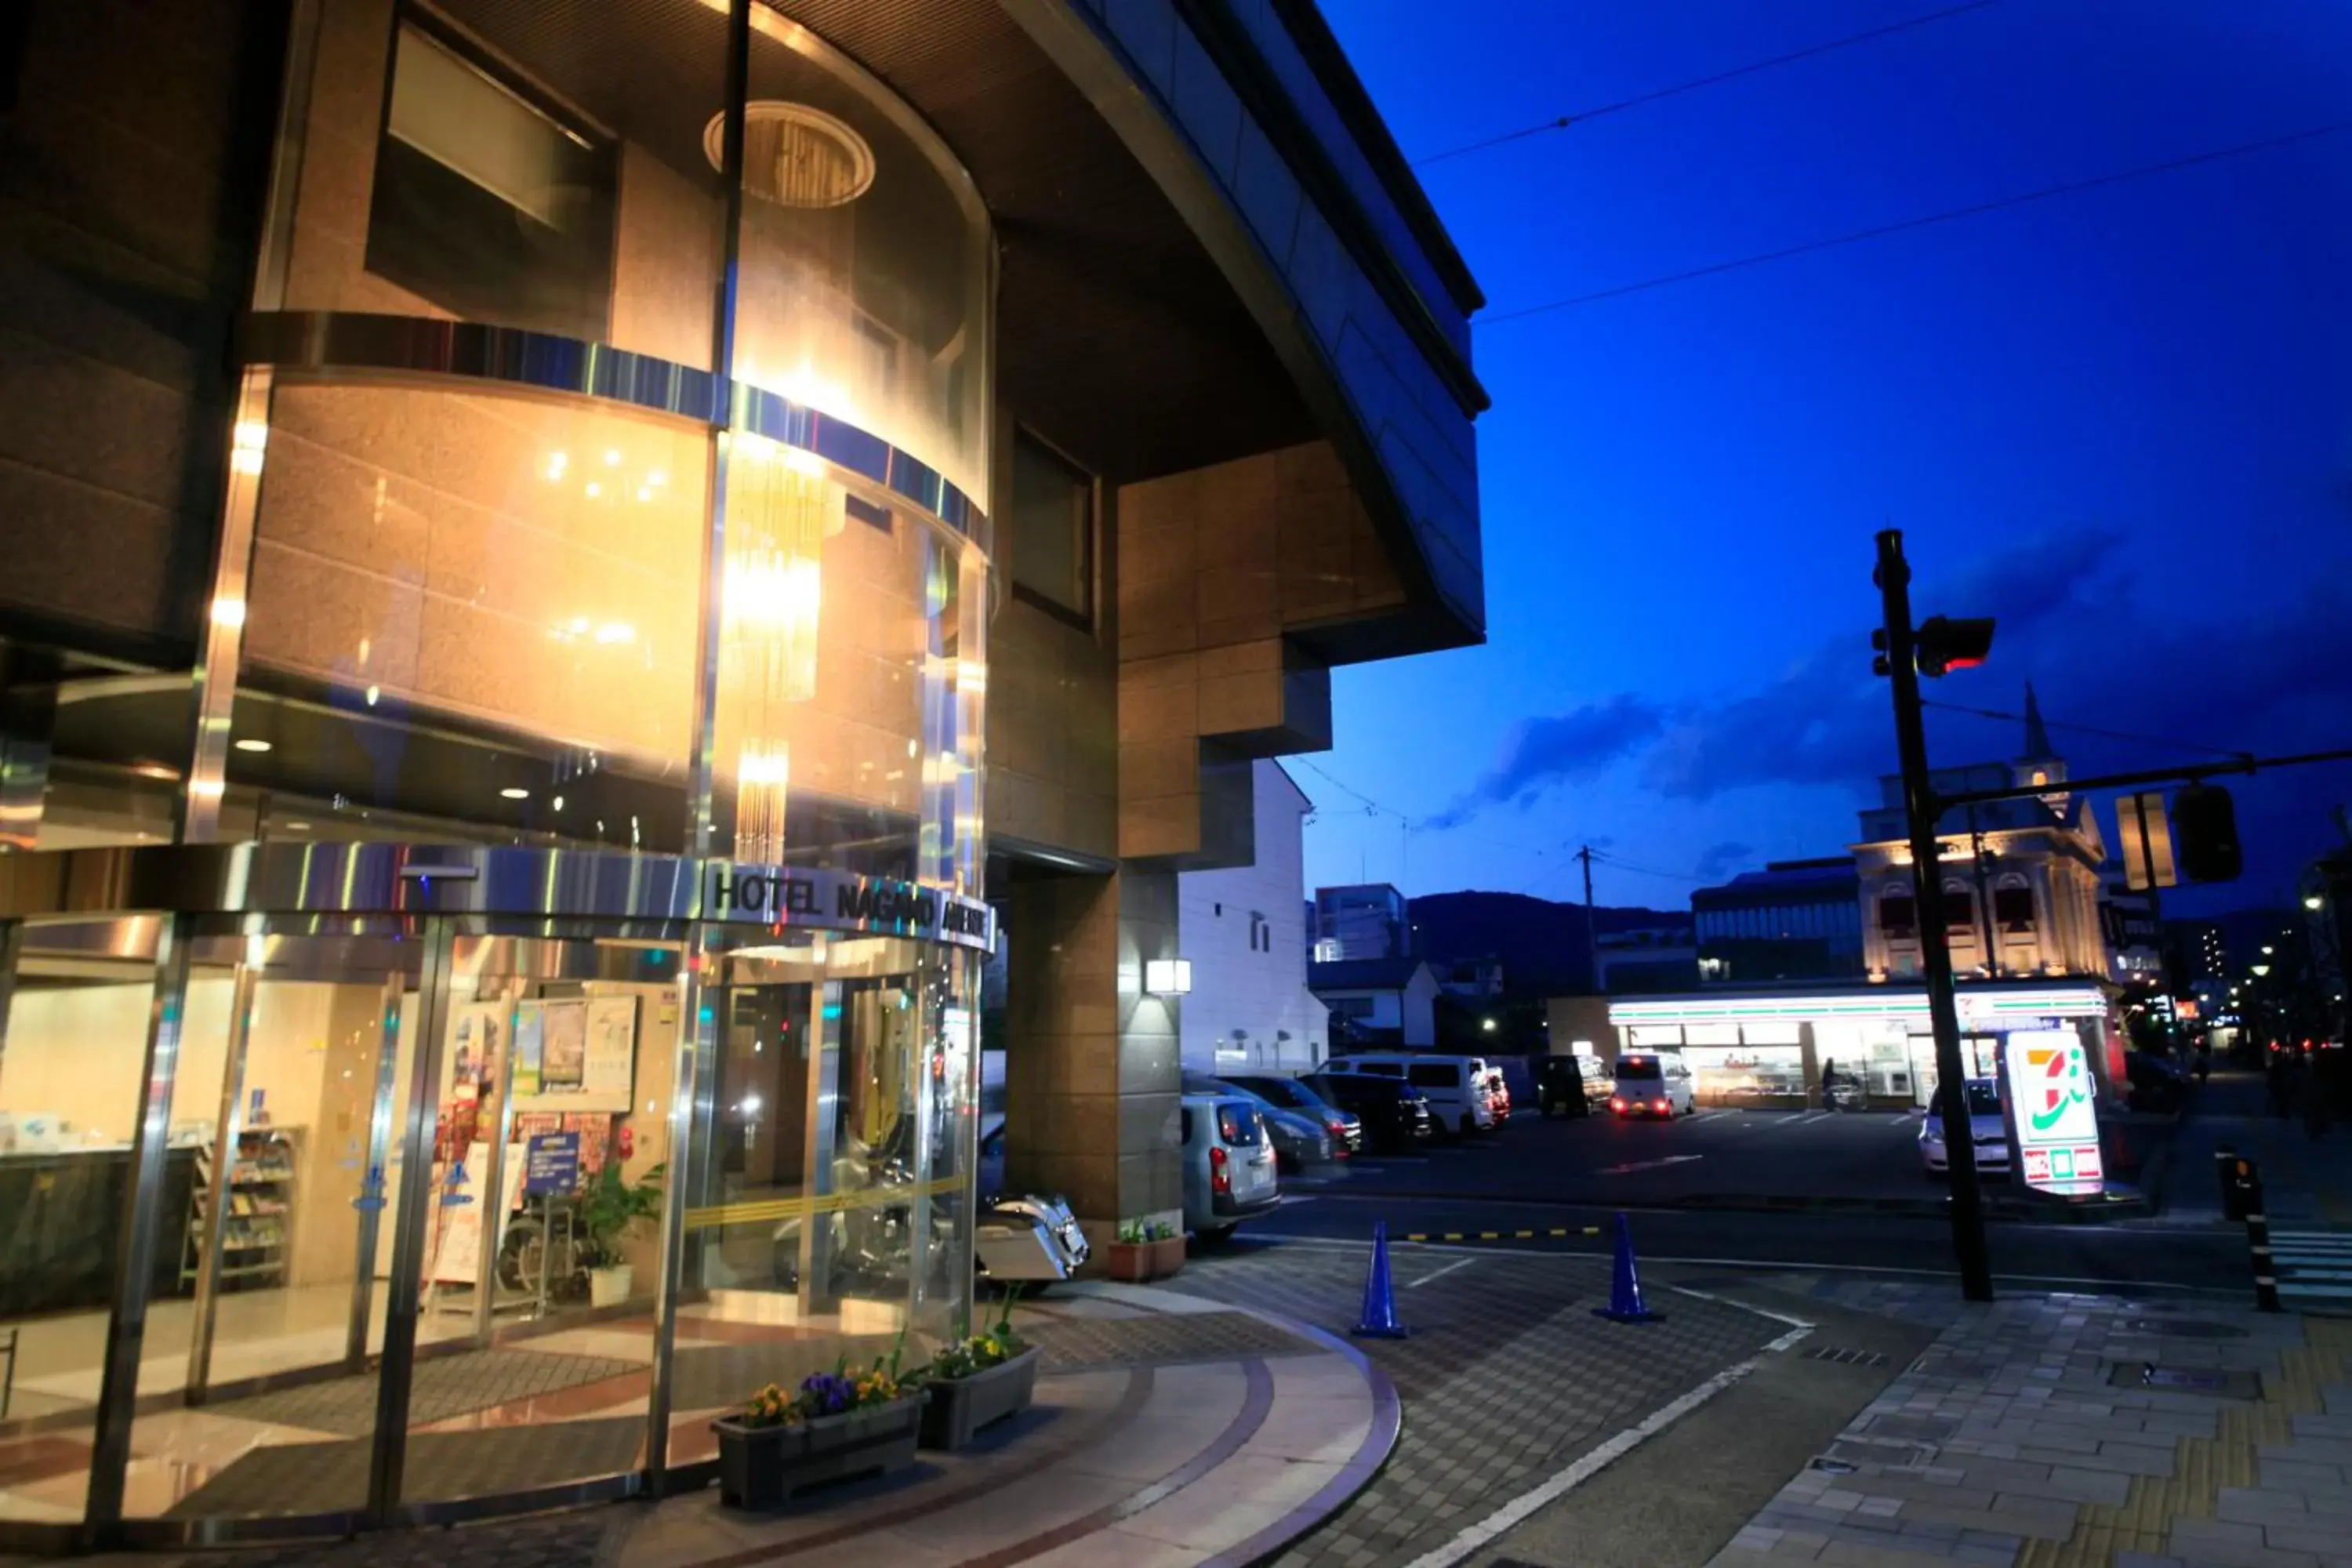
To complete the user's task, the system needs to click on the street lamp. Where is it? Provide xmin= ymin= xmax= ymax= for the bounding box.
xmin=2303 ymin=894 xmax=2325 ymax=912
xmin=2252 ymin=964 xmax=2271 ymax=978
xmin=1480 ymin=1017 xmax=1497 ymax=1033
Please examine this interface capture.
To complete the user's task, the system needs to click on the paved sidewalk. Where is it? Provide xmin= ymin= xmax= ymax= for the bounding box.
xmin=1706 ymin=1279 xmax=2352 ymax=1568
xmin=1167 ymin=1240 xmax=1806 ymax=1566
xmin=34 ymin=1283 xmax=1396 ymax=1568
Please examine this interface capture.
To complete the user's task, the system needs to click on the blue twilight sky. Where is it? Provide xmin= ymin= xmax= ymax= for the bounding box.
xmin=1302 ymin=0 xmax=2352 ymax=917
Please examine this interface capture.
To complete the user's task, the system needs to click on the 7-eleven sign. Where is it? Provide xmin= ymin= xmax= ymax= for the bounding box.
xmin=2002 ymin=1029 xmax=2103 ymax=1196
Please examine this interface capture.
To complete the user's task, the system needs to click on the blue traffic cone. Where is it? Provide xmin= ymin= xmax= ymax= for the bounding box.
xmin=1594 ymin=1211 xmax=1662 ymax=1323
xmin=1352 ymin=1221 xmax=1410 ymax=1338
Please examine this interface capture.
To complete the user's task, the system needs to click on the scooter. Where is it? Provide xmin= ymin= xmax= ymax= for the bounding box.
xmin=975 ymin=1189 xmax=1088 ymax=1287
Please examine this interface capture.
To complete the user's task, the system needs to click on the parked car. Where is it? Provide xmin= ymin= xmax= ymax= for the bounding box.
xmin=1534 ymin=1054 xmax=1590 ymax=1117
xmin=2123 ymin=1051 xmax=2192 ymax=1113
xmin=1180 ymin=1093 xmax=1280 ymax=1240
xmin=1221 ymin=1074 xmax=1361 ymax=1156
xmin=1305 ymin=1073 xmax=1437 ymax=1152
xmin=1222 ymin=1086 xmax=1334 ymax=1174
xmin=1919 ymin=1078 xmax=2010 ymax=1178
xmin=1327 ymin=1054 xmax=1496 ymax=1138
xmin=1607 ymin=1050 xmax=1696 ymax=1118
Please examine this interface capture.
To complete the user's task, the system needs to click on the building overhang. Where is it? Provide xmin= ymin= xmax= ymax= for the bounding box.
xmin=782 ymin=0 xmax=1484 ymax=655
xmin=1608 ymin=981 xmax=2116 ymax=1028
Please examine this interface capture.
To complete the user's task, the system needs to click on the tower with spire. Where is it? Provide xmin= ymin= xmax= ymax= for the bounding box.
xmin=2016 ymin=682 xmax=2067 ymax=804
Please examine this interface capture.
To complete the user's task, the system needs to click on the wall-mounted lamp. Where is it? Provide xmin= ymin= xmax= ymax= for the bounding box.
xmin=1144 ymin=959 xmax=1192 ymax=996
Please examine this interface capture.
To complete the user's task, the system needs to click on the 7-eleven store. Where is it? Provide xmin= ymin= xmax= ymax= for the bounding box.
xmin=1604 ymin=981 xmax=2124 ymax=1112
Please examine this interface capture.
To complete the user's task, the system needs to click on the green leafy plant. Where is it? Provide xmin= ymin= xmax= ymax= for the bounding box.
xmin=579 ymin=1160 xmax=665 ymax=1269
xmin=1147 ymin=1220 xmax=1178 ymax=1242
xmin=918 ymin=1288 xmax=1028 ymax=1383
xmin=1116 ymin=1218 xmax=1145 ymax=1243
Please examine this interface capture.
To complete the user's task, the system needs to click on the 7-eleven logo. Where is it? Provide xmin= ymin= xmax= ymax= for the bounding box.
xmin=2028 ymin=1046 xmax=2087 ymax=1134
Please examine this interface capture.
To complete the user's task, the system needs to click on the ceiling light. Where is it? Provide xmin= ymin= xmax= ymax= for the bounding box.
xmin=604 ymin=449 xmax=622 ymax=466
xmin=233 ymin=738 xmax=272 ymax=753
xmin=500 ymin=787 xmax=529 ymax=800
xmin=284 ymin=821 xmax=311 ymax=830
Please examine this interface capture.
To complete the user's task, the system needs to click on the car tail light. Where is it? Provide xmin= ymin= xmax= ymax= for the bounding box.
xmin=1610 ymin=1096 xmax=1626 ymax=1111
xmin=1210 ymin=1145 xmax=1230 ymax=1195
xmin=1653 ymin=1098 xmax=1668 ymax=1112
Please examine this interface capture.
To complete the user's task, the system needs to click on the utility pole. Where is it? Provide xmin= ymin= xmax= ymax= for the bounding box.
xmin=1577 ymin=844 xmax=1599 ymax=993
xmin=1968 ymin=804 xmax=1998 ymax=979
xmin=1875 ymin=530 xmax=1995 ymax=1302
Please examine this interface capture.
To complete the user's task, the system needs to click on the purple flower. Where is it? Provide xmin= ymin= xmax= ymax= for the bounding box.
xmin=798 ymin=1372 xmax=855 ymax=1416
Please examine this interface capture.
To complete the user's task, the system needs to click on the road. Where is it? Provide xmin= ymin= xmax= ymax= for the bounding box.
xmin=1244 ymin=1086 xmax=2276 ymax=1295
xmin=1302 ymin=1103 xmax=1945 ymax=1207
xmin=1243 ymin=1192 xmax=2252 ymax=1292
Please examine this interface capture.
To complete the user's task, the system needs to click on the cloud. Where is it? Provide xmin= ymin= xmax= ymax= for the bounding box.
xmin=1416 ymin=520 xmax=2352 ymax=899
xmin=1693 ymin=840 xmax=1755 ymax=881
xmin=1422 ymin=695 xmax=1666 ymax=829
xmin=1646 ymin=525 xmax=2132 ymax=801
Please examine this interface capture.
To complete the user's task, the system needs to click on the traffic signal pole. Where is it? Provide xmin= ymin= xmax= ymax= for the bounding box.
xmin=1875 ymin=530 xmax=1995 ymax=1302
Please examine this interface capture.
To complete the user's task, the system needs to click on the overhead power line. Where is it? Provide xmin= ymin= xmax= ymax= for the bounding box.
xmin=1921 ymin=699 xmax=2256 ymax=766
xmin=1481 ymin=116 xmax=2352 ymax=325
xmin=1593 ymin=851 xmax=1711 ymax=884
xmin=1416 ymin=0 xmax=1998 ymax=168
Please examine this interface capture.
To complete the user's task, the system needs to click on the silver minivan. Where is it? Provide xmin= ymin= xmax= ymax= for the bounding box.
xmin=1181 ymin=1092 xmax=1280 ymax=1240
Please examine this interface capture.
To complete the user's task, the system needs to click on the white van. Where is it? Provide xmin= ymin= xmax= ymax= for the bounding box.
xmin=1327 ymin=1054 xmax=1495 ymax=1138
xmin=1609 ymin=1050 xmax=1696 ymax=1119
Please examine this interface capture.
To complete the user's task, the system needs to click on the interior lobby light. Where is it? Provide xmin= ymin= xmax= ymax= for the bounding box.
xmin=233 ymin=738 xmax=272 ymax=753
xmin=499 ymin=787 xmax=529 ymax=800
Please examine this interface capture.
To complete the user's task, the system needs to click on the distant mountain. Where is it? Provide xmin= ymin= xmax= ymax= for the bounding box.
xmin=1406 ymin=890 xmax=1690 ymax=996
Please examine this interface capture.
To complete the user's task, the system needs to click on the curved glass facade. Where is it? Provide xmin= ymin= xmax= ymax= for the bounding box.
xmin=0 ymin=1 xmax=992 ymax=1541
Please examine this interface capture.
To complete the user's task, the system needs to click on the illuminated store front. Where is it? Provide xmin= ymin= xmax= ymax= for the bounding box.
xmin=1609 ymin=984 xmax=2119 ymax=1110
xmin=0 ymin=0 xmax=993 ymax=1543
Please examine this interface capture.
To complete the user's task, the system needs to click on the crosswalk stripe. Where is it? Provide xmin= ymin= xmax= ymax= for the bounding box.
xmin=2270 ymin=1232 xmax=2352 ymax=1306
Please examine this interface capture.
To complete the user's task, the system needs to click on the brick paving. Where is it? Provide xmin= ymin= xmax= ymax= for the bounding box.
xmin=1708 ymin=1280 xmax=2352 ymax=1568
xmin=1166 ymin=1243 xmax=1788 ymax=1567
xmin=1024 ymin=1307 xmax=1323 ymax=1370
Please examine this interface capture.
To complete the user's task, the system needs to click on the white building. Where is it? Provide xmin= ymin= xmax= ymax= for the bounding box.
xmin=1309 ymin=957 xmax=1442 ymax=1047
xmin=1177 ymin=761 xmax=1328 ymax=1075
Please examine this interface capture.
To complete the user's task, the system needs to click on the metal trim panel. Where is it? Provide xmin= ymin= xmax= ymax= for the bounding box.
xmin=234 ymin=311 xmax=989 ymax=543
xmin=0 ymin=843 xmax=996 ymax=953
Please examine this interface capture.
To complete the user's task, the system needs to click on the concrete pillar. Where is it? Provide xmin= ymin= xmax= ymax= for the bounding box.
xmin=1002 ymin=866 xmax=1182 ymax=1234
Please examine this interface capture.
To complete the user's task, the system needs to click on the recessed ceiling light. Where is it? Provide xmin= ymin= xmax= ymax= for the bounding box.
xmin=500 ymin=787 xmax=529 ymax=800
xmin=234 ymin=738 xmax=272 ymax=753
xmin=284 ymin=821 xmax=311 ymax=830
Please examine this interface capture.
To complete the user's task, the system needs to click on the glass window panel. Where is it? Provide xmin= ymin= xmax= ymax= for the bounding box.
xmin=288 ymin=0 xmax=727 ymax=369
xmin=1010 ymin=432 xmax=1091 ymax=622
xmin=731 ymin=4 xmax=992 ymax=504
xmin=0 ymin=920 xmax=166 ymax=1524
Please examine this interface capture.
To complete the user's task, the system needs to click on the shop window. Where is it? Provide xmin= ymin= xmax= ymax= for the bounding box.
xmin=1878 ymin=892 xmax=1916 ymax=938
xmin=366 ymin=20 xmax=616 ymax=341
xmin=1943 ymin=887 xmax=1976 ymax=931
xmin=1009 ymin=429 xmax=1094 ymax=626
xmin=1994 ymin=884 xmax=2038 ymax=933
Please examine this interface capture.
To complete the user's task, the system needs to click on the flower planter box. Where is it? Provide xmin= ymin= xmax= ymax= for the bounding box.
xmin=1105 ymin=1236 xmax=1186 ymax=1282
xmin=712 ymin=1392 xmax=927 ymax=1509
xmin=918 ymin=1345 xmax=1041 ymax=1450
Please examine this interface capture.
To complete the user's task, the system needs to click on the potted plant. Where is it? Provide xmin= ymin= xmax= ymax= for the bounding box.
xmin=712 ymin=1344 xmax=927 ymax=1509
xmin=914 ymin=1294 xmax=1041 ymax=1450
xmin=579 ymin=1160 xmax=664 ymax=1308
xmin=1105 ymin=1218 xmax=1185 ymax=1282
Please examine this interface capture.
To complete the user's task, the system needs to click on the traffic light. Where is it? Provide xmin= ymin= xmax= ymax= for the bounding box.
xmin=2174 ymin=783 xmax=2243 ymax=884
xmin=1914 ymin=616 xmax=1996 ymax=677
